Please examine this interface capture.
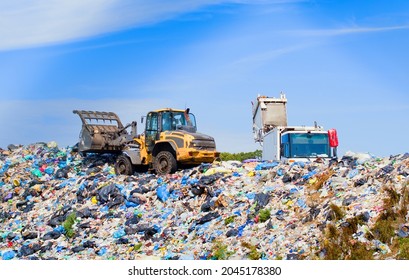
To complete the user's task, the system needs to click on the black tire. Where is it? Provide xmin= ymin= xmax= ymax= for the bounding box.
xmin=115 ymin=155 xmax=134 ymax=175
xmin=154 ymin=151 xmax=177 ymax=175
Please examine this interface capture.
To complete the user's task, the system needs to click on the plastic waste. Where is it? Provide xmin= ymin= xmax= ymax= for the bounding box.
xmin=348 ymin=169 xmax=359 ymax=178
xmin=31 ymin=169 xmax=43 ymax=178
xmin=156 ymin=184 xmax=169 ymax=202
xmin=113 ymin=228 xmax=126 ymax=239
xmin=1 ymin=142 xmax=409 ymax=260
xmin=254 ymin=162 xmax=279 ymax=170
xmin=2 ymin=250 xmax=16 ymax=260
xmin=196 ymin=212 xmax=220 ymax=225
xmin=397 ymin=225 xmax=409 ymax=238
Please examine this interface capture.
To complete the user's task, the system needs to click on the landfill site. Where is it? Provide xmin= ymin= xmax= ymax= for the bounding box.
xmin=1 ymin=142 xmax=409 ymax=260
xmin=1 ymin=96 xmax=409 ymax=260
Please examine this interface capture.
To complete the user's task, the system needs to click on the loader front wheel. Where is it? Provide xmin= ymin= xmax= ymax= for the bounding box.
xmin=154 ymin=151 xmax=177 ymax=175
xmin=115 ymin=155 xmax=134 ymax=175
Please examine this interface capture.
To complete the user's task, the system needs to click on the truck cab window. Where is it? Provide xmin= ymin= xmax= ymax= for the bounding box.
xmin=290 ymin=133 xmax=329 ymax=158
xmin=281 ymin=134 xmax=290 ymax=158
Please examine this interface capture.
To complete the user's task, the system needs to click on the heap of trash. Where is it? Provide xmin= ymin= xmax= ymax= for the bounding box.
xmin=1 ymin=142 xmax=408 ymax=260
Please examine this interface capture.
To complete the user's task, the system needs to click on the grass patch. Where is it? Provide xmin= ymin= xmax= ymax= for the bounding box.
xmin=367 ymin=185 xmax=408 ymax=244
xmin=321 ymin=222 xmax=374 ymax=260
xmin=342 ymin=217 xmax=359 ymax=236
xmin=365 ymin=182 xmax=409 ymax=259
xmin=349 ymin=242 xmax=374 ymax=260
xmin=318 ymin=180 xmax=409 ymax=260
xmin=224 ymin=216 xmax=235 ymax=226
xmin=398 ymin=184 xmax=409 ymax=218
xmin=326 ymin=223 xmax=339 ymax=239
xmin=383 ymin=186 xmax=400 ymax=209
xmin=241 ymin=241 xmax=261 ymax=260
xmin=211 ymin=240 xmax=234 ymax=260
xmin=133 ymin=243 xmax=143 ymax=252
xmin=63 ymin=212 xmax=77 ymax=238
xmin=258 ymin=208 xmax=271 ymax=223
xmin=397 ymin=238 xmax=409 ymax=259
xmin=369 ymin=218 xmax=395 ymax=244
xmin=329 ymin=203 xmax=345 ymax=221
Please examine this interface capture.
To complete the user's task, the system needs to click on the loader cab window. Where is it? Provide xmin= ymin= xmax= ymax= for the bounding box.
xmin=145 ymin=112 xmax=159 ymax=151
xmin=161 ymin=112 xmax=173 ymax=131
xmin=161 ymin=111 xmax=197 ymax=132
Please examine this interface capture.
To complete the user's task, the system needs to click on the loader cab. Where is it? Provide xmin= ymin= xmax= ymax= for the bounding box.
xmin=144 ymin=109 xmax=197 ymax=151
xmin=160 ymin=110 xmax=197 ymax=133
xmin=145 ymin=109 xmax=197 ymax=132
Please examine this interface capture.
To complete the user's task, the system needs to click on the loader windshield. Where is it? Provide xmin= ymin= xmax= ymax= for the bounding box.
xmin=161 ymin=111 xmax=196 ymax=132
xmin=284 ymin=133 xmax=330 ymax=158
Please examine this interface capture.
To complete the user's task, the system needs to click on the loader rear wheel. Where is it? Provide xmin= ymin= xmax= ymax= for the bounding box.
xmin=154 ymin=151 xmax=177 ymax=175
xmin=115 ymin=155 xmax=134 ymax=175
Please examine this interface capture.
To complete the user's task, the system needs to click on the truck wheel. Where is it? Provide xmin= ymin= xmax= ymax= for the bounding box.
xmin=115 ymin=155 xmax=134 ymax=175
xmin=154 ymin=151 xmax=177 ymax=175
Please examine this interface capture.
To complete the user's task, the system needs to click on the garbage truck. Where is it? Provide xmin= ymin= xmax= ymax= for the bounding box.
xmin=73 ymin=108 xmax=220 ymax=175
xmin=252 ymin=93 xmax=338 ymax=162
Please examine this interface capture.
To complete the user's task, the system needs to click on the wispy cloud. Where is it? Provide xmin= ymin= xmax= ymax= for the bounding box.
xmin=230 ymin=24 xmax=409 ymax=67
xmin=0 ymin=0 xmax=300 ymax=51
xmin=232 ymin=43 xmax=312 ymax=66
xmin=288 ymin=25 xmax=409 ymax=37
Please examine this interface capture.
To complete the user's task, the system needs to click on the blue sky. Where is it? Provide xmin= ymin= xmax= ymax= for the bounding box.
xmin=0 ymin=0 xmax=408 ymax=157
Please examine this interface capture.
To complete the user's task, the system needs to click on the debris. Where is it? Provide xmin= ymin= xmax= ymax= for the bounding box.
xmin=1 ymin=142 xmax=408 ymax=259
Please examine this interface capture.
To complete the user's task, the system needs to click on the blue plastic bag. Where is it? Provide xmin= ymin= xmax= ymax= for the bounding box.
xmin=156 ymin=184 xmax=169 ymax=202
xmin=2 ymin=251 xmax=15 ymax=260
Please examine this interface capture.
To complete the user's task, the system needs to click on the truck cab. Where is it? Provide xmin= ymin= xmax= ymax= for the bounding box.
xmin=252 ymin=93 xmax=339 ymax=163
xmin=272 ymin=127 xmax=338 ymax=162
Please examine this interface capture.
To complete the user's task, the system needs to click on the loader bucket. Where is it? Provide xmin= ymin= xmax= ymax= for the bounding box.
xmin=73 ymin=110 xmax=126 ymax=153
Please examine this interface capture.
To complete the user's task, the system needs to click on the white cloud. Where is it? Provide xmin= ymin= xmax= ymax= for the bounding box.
xmin=231 ymin=43 xmax=312 ymax=66
xmin=227 ymin=24 xmax=409 ymax=67
xmin=0 ymin=0 xmax=299 ymax=51
xmin=288 ymin=25 xmax=409 ymax=37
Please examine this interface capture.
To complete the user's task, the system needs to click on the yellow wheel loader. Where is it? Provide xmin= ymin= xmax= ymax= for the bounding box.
xmin=73 ymin=108 xmax=220 ymax=175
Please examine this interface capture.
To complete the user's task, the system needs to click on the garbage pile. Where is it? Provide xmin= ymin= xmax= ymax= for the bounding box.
xmin=1 ymin=142 xmax=408 ymax=260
